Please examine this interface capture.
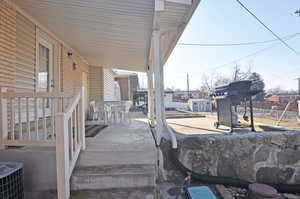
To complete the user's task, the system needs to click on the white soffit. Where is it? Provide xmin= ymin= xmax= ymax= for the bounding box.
xmin=12 ymin=0 xmax=199 ymax=72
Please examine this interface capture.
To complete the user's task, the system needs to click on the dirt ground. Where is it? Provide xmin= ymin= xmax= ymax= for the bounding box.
xmin=166 ymin=115 xmax=259 ymax=135
xmin=166 ymin=114 xmax=291 ymax=135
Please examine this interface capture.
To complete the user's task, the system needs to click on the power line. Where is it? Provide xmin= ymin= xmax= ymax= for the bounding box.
xmin=177 ymin=32 xmax=300 ymax=47
xmin=210 ymin=33 xmax=300 ymax=71
xmin=235 ymin=0 xmax=300 ymax=57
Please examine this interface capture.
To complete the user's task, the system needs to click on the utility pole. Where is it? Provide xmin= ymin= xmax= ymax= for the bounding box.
xmin=187 ymin=73 xmax=190 ymax=100
xmin=296 ymin=78 xmax=300 ymax=96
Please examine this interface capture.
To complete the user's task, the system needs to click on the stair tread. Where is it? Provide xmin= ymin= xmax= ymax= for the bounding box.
xmin=73 ymin=164 xmax=156 ymax=176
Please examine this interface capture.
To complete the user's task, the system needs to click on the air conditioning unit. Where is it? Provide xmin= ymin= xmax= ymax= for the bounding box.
xmin=0 ymin=162 xmax=24 ymax=199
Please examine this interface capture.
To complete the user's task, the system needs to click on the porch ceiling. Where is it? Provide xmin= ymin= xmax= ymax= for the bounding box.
xmin=12 ymin=0 xmax=199 ymax=72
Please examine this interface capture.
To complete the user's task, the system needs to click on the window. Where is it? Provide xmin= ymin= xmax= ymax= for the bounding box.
xmin=38 ymin=44 xmax=50 ymax=92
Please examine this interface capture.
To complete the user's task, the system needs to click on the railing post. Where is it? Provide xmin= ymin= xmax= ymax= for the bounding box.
xmin=55 ymin=113 xmax=70 ymax=199
xmin=0 ymin=88 xmax=8 ymax=150
xmin=79 ymin=86 xmax=86 ymax=150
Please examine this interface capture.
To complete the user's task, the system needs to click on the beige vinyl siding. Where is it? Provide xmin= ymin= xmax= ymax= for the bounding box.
xmin=61 ymin=47 xmax=89 ymax=92
xmin=0 ymin=1 xmax=35 ymax=91
xmin=0 ymin=0 xmax=17 ymax=89
xmin=103 ymin=68 xmax=117 ymax=101
xmin=88 ymin=66 xmax=103 ymax=101
xmin=61 ymin=46 xmax=89 ymax=112
xmin=0 ymin=0 xmax=16 ymax=130
xmin=15 ymin=11 xmax=36 ymax=92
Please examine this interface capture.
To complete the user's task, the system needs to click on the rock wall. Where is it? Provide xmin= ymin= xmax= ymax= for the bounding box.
xmin=160 ymin=131 xmax=300 ymax=184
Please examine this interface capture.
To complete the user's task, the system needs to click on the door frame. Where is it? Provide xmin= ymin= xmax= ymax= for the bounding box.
xmin=35 ymin=28 xmax=61 ymax=116
xmin=35 ymin=28 xmax=60 ymax=93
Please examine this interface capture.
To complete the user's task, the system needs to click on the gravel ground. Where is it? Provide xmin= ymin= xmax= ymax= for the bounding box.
xmin=224 ymin=186 xmax=300 ymax=199
xmin=225 ymin=187 xmax=249 ymax=199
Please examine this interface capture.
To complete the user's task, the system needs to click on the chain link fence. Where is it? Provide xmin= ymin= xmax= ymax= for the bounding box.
xmin=237 ymin=104 xmax=300 ymax=130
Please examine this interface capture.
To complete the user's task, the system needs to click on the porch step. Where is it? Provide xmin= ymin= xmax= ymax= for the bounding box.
xmin=70 ymin=164 xmax=157 ymax=191
xmin=70 ymin=187 xmax=156 ymax=199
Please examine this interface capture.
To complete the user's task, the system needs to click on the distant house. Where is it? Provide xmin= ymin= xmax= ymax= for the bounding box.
xmin=188 ymin=99 xmax=212 ymax=112
xmin=266 ymin=94 xmax=299 ymax=103
xmin=164 ymin=91 xmax=174 ymax=102
xmin=114 ymin=71 xmax=139 ymax=102
xmin=173 ymin=90 xmax=205 ymax=102
xmin=90 ymin=67 xmax=121 ymax=102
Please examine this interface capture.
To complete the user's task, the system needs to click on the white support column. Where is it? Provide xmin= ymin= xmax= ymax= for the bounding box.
xmin=0 ymin=88 xmax=8 ymax=150
xmin=153 ymin=30 xmax=165 ymax=144
xmin=147 ymin=66 xmax=155 ymax=126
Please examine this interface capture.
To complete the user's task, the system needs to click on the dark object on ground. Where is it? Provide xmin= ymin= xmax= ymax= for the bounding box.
xmin=249 ymin=183 xmax=280 ymax=199
xmin=85 ymin=125 xmax=108 ymax=137
xmin=170 ymin=148 xmax=300 ymax=194
xmin=212 ymin=80 xmax=261 ymax=132
xmin=186 ymin=186 xmax=218 ymax=199
xmin=0 ymin=162 xmax=24 ymax=199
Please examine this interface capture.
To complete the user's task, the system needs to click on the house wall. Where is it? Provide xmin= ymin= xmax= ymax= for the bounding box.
xmin=89 ymin=66 xmax=104 ymax=101
xmin=129 ymin=75 xmax=139 ymax=101
xmin=61 ymin=47 xmax=89 ymax=93
xmin=115 ymin=75 xmax=139 ymax=101
xmin=60 ymin=46 xmax=90 ymax=113
xmin=103 ymin=68 xmax=119 ymax=101
xmin=116 ymin=77 xmax=129 ymax=100
xmin=15 ymin=11 xmax=36 ymax=92
xmin=0 ymin=1 xmax=17 ymax=89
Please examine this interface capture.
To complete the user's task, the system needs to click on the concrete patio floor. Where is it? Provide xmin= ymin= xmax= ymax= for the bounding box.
xmin=77 ymin=119 xmax=157 ymax=167
xmin=70 ymin=118 xmax=158 ymax=199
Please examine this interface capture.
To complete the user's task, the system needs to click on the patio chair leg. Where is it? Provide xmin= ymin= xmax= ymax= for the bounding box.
xmin=122 ymin=112 xmax=125 ymax=123
xmin=113 ymin=112 xmax=117 ymax=123
xmin=104 ymin=112 xmax=107 ymax=125
xmin=111 ymin=112 xmax=114 ymax=123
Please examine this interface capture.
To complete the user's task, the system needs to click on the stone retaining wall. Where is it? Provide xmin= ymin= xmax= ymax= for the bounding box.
xmin=160 ymin=131 xmax=300 ymax=184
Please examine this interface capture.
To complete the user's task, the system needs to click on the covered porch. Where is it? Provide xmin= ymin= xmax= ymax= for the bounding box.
xmin=0 ymin=114 xmax=157 ymax=199
xmin=0 ymin=0 xmax=200 ymax=198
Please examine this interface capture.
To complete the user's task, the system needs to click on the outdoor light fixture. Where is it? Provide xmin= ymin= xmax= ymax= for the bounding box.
xmin=67 ymin=52 xmax=78 ymax=71
xmin=67 ymin=52 xmax=73 ymax=57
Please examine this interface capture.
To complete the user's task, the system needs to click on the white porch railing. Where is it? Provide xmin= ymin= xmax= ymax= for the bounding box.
xmin=0 ymin=90 xmax=72 ymax=147
xmin=0 ymin=87 xmax=86 ymax=199
xmin=55 ymin=88 xmax=85 ymax=199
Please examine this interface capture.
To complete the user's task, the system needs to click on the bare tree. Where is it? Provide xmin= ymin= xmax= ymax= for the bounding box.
xmin=202 ymin=74 xmax=213 ymax=92
xmin=232 ymin=63 xmax=252 ymax=81
xmin=199 ymin=63 xmax=265 ymax=100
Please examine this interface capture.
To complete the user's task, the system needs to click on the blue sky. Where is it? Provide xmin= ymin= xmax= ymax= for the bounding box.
xmin=163 ymin=0 xmax=300 ymax=91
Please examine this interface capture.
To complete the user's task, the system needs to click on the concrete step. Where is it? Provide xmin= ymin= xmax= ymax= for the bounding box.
xmin=70 ymin=164 xmax=157 ymax=191
xmin=70 ymin=187 xmax=156 ymax=199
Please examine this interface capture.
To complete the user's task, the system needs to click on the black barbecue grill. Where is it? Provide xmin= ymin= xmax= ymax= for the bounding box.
xmin=211 ymin=80 xmax=261 ymax=132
